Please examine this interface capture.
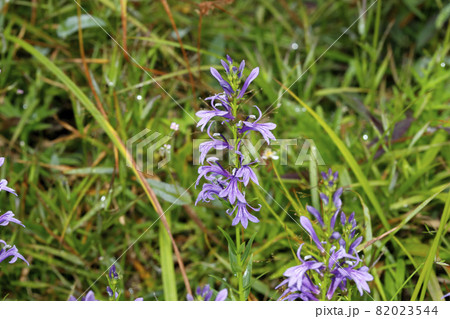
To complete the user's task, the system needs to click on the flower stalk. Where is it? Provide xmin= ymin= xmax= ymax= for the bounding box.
xmin=195 ymin=55 xmax=276 ymax=300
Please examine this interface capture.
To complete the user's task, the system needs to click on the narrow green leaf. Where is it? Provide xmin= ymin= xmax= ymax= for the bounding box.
xmin=217 ymin=226 xmax=237 ymax=253
xmin=411 ymin=189 xmax=450 ymax=301
xmin=159 ymin=220 xmax=178 ymax=301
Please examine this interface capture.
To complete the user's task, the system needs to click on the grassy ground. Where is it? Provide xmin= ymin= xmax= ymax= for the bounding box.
xmin=0 ymin=0 xmax=449 ymax=301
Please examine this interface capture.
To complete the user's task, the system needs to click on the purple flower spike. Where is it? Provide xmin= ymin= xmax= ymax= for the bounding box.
xmin=300 ymin=216 xmax=325 ymax=253
xmin=306 ymin=205 xmax=324 ymax=227
xmin=196 ymin=56 xmax=273 ymax=228
xmin=277 ymin=169 xmax=374 ymax=300
xmin=238 ymin=67 xmax=259 ymax=98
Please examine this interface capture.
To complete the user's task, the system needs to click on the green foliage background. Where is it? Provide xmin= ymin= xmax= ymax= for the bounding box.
xmin=0 ymin=0 xmax=449 ymax=301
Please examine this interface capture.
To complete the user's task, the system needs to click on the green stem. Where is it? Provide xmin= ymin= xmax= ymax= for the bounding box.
xmin=236 ymin=226 xmax=245 ymax=301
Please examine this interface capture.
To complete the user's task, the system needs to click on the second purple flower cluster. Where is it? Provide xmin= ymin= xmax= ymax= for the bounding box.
xmin=0 ymin=157 xmax=28 ymax=266
xmin=277 ymin=169 xmax=373 ymax=300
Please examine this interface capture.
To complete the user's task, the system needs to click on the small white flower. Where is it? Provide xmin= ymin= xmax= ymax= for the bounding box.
xmin=261 ymin=148 xmax=279 ymax=160
xmin=159 ymin=144 xmax=171 ymax=157
xmin=213 ymin=133 xmax=221 ymax=137
xmin=170 ymin=122 xmax=179 ymax=131
xmin=248 ymin=115 xmax=256 ymax=119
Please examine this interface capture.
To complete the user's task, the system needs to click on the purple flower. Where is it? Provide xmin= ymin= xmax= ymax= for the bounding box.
xmin=218 ymin=175 xmax=245 ymax=205
xmin=109 ymin=264 xmax=118 ymax=279
xmin=276 ymin=244 xmax=322 ymax=301
xmin=0 ymin=240 xmax=29 ymax=265
xmin=195 ymin=182 xmax=223 ymax=205
xmin=221 ymin=57 xmax=245 ymax=79
xmin=196 ymin=110 xmax=230 ymax=132
xmin=210 ymin=67 xmax=234 ymax=96
xmin=334 ymin=266 xmax=373 ymax=296
xmin=306 ymin=205 xmax=324 ymax=227
xmin=240 ymin=106 xmax=276 ymax=144
xmin=333 ymin=187 xmax=343 ymax=209
xmin=237 ymin=67 xmax=259 ymax=98
xmin=195 ymin=158 xmax=230 ymax=187
xmin=235 ymin=164 xmax=259 ymax=186
xmin=196 ymin=94 xmax=234 ymax=132
xmin=198 ymin=124 xmax=233 ymax=165
xmin=0 ymin=211 xmax=25 ymax=227
xmin=106 ymin=286 xmax=119 ymax=299
xmin=0 ymin=179 xmax=17 ymax=196
xmin=69 ymin=290 xmax=98 ymax=301
xmin=187 ymin=285 xmax=228 ymax=301
xmin=319 ymin=193 xmax=329 ymax=205
xmin=330 ymin=210 xmax=340 ymax=231
xmin=442 ymin=292 xmax=450 ymax=300
xmin=321 ymin=168 xmax=339 ymax=188
xmin=300 ymin=216 xmax=325 ymax=253
xmin=227 ymin=200 xmax=260 ymax=229
xmin=348 ymin=236 xmax=363 ymax=255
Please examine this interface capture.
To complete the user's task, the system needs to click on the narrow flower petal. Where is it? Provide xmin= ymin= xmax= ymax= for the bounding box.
xmin=306 ymin=205 xmax=324 ymax=227
xmin=300 ymin=216 xmax=325 ymax=253
xmin=237 ymin=67 xmax=259 ymax=98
